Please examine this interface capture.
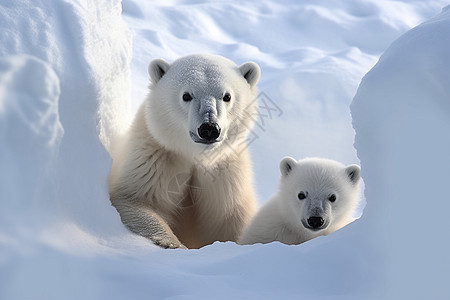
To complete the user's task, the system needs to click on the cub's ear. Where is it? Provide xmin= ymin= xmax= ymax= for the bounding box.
xmin=148 ymin=59 xmax=170 ymax=84
xmin=280 ymin=157 xmax=297 ymax=177
xmin=239 ymin=62 xmax=261 ymax=88
xmin=345 ymin=164 xmax=361 ymax=185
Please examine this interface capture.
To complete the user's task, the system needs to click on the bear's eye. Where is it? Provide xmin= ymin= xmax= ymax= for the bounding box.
xmin=182 ymin=92 xmax=192 ymax=102
xmin=223 ymin=93 xmax=231 ymax=102
xmin=298 ymin=191 xmax=307 ymax=200
xmin=328 ymin=194 xmax=336 ymax=202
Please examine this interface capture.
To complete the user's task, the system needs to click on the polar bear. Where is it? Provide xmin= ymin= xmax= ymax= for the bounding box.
xmin=239 ymin=157 xmax=361 ymax=245
xmin=109 ymin=54 xmax=260 ymax=249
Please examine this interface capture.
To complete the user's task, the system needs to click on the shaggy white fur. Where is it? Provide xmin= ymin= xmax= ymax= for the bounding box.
xmin=239 ymin=157 xmax=360 ymax=245
xmin=109 ymin=54 xmax=260 ymax=249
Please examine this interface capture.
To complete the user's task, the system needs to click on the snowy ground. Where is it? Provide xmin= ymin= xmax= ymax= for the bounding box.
xmin=1 ymin=0 xmax=449 ymax=299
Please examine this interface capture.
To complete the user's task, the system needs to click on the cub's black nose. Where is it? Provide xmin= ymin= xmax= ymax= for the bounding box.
xmin=307 ymin=216 xmax=324 ymax=228
xmin=198 ymin=122 xmax=221 ymax=141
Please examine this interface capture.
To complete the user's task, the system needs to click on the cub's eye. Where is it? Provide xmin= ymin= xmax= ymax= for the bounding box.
xmin=223 ymin=93 xmax=231 ymax=102
xmin=298 ymin=191 xmax=307 ymax=200
xmin=328 ymin=194 xmax=336 ymax=202
xmin=182 ymin=92 xmax=192 ymax=102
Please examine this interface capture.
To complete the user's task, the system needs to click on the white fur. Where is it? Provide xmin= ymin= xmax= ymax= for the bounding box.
xmin=109 ymin=54 xmax=260 ymax=249
xmin=239 ymin=157 xmax=361 ymax=245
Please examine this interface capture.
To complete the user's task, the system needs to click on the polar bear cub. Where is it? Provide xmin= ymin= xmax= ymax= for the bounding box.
xmin=239 ymin=157 xmax=361 ymax=245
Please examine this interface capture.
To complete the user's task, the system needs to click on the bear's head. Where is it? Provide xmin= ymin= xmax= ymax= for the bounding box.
xmin=278 ymin=157 xmax=361 ymax=234
xmin=145 ymin=54 xmax=260 ymax=161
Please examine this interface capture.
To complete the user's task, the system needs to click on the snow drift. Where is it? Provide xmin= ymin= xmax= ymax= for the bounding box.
xmin=351 ymin=5 xmax=450 ymax=298
xmin=0 ymin=0 xmax=150 ymax=255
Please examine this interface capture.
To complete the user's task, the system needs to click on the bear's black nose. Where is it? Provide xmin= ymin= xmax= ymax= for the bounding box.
xmin=198 ymin=122 xmax=221 ymax=141
xmin=307 ymin=216 xmax=324 ymax=228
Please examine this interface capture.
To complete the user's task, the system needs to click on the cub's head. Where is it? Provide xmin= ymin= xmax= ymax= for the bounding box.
xmin=145 ymin=54 xmax=260 ymax=160
xmin=278 ymin=157 xmax=361 ymax=234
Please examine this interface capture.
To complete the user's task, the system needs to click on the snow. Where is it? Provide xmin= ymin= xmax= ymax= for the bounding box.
xmin=1 ymin=0 xmax=449 ymax=299
xmin=0 ymin=0 xmax=150 ymax=256
xmin=351 ymin=6 xmax=450 ymax=298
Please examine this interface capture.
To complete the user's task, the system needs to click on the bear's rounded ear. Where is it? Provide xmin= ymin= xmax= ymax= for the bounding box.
xmin=148 ymin=59 xmax=170 ymax=84
xmin=239 ymin=62 xmax=261 ymax=88
xmin=280 ymin=157 xmax=297 ymax=177
xmin=345 ymin=165 xmax=361 ymax=185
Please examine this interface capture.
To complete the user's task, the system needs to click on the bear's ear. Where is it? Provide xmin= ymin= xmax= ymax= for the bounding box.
xmin=345 ymin=164 xmax=361 ymax=185
xmin=280 ymin=157 xmax=297 ymax=177
xmin=148 ymin=59 xmax=170 ymax=84
xmin=239 ymin=62 xmax=261 ymax=88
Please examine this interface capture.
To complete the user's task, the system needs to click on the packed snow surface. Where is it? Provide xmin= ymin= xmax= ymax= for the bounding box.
xmin=0 ymin=0 xmax=449 ymax=299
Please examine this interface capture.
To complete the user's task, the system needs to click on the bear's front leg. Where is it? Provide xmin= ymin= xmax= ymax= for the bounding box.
xmin=192 ymin=152 xmax=257 ymax=246
xmin=111 ymin=199 xmax=186 ymax=249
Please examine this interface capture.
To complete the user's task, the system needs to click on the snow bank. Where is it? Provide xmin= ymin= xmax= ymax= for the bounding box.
xmin=0 ymin=0 xmax=150 ymax=255
xmin=351 ymin=5 xmax=450 ymax=299
xmin=0 ymin=55 xmax=62 ymax=221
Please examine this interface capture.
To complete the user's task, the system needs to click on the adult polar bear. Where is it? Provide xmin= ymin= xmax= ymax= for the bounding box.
xmin=109 ymin=54 xmax=260 ymax=249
